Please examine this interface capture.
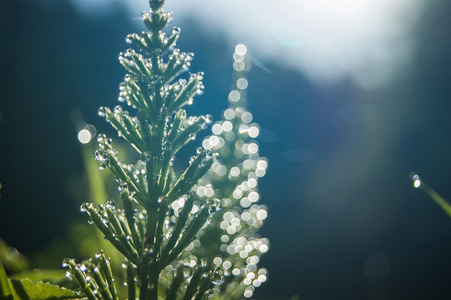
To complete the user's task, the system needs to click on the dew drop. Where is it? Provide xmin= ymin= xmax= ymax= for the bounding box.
xmin=94 ymin=150 xmax=108 ymax=162
xmin=80 ymin=203 xmax=89 ymax=212
xmin=105 ymin=200 xmax=115 ymax=209
xmin=79 ymin=264 xmax=88 ymax=273
xmin=125 ymin=34 xmax=133 ymax=44
xmin=212 ymin=272 xmax=225 ymax=286
xmin=200 ymin=258 xmax=208 ymax=268
xmin=141 ymin=152 xmax=151 ymax=162
xmin=124 ymin=74 xmax=132 ymax=83
xmin=98 ymin=107 xmax=107 ymax=117
xmin=205 ymin=114 xmax=213 ymax=125
xmin=118 ymin=182 xmax=128 ymax=192
xmin=95 ymin=249 xmax=104 ymax=258
xmin=172 ymin=27 xmax=181 ymax=35
xmin=196 ymin=86 xmax=204 ymax=95
xmin=62 ymin=258 xmax=71 ymax=268
xmin=65 ymin=271 xmax=73 ymax=280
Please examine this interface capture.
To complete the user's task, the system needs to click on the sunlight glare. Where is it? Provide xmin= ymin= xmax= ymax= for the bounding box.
xmin=78 ymin=129 xmax=92 ymax=144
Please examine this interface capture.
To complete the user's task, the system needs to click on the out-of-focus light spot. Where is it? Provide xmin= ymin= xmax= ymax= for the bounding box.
xmin=209 ymin=136 xmax=220 ymax=146
xmin=248 ymin=126 xmax=259 ymax=138
xmin=230 ymin=167 xmax=240 ymax=177
xmin=239 ymin=124 xmax=250 ymax=135
xmin=364 ymin=252 xmax=390 ymax=280
xmin=171 ymin=198 xmax=185 ymax=212
xmin=196 ymin=186 xmax=206 ymax=197
xmin=248 ymin=178 xmax=257 ymax=188
xmin=78 ymin=129 xmax=92 ymax=144
xmin=225 ymin=132 xmax=236 ymax=141
xmin=224 ymin=212 xmax=234 ymax=221
xmin=240 ymin=250 xmax=249 ymax=259
xmin=247 ymin=263 xmax=257 ymax=272
xmin=411 ymin=173 xmax=421 ymax=188
xmin=235 ymin=44 xmax=248 ymax=56
xmin=222 ymin=121 xmax=233 ymax=132
xmin=221 ymin=235 xmax=229 ymax=243
xmin=228 ymin=90 xmax=240 ymax=102
xmin=259 ymin=244 xmax=269 ymax=253
xmin=241 ymin=198 xmax=251 ymax=208
xmin=223 ymin=261 xmax=232 ymax=270
xmin=241 ymin=112 xmax=253 ymax=123
xmin=257 ymin=160 xmax=268 ymax=170
xmin=220 ymin=221 xmax=228 ymax=230
xmin=212 ymin=162 xmax=227 ymax=177
xmin=202 ymin=139 xmax=212 ymax=150
xmin=243 ymin=159 xmax=254 ymax=170
xmin=231 ymin=217 xmax=241 ymax=227
xmin=255 ymin=168 xmax=266 ymax=177
xmin=212 ymin=123 xmax=223 ymax=134
xmin=233 ymin=61 xmax=246 ymax=72
xmin=248 ymin=256 xmax=259 ymax=264
xmin=253 ymin=280 xmax=261 ymax=287
xmin=205 ymin=187 xmax=214 ymax=197
xmin=243 ymin=277 xmax=252 ymax=285
xmin=227 ymin=226 xmax=237 ymax=235
xmin=256 ymin=209 xmax=267 ymax=220
xmin=233 ymin=189 xmax=243 ymax=199
xmin=282 ymin=149 xmax=315 ymax=163
xmin=237 ymin=78 xmax=249 ymax=90
xmin=223 ymin=108 xmax=235 ymax=120
xmin=248 ymin=191 xmax=259 ymax=202
xmin=247 ymin=143 xmax=259 ymax=154
xmin=233 ymin=52 xmax=245 ymax=62
xmin=213 ymin=257 xmax=222 ymax=265
xmin=413 ymin=179 xmax=421 ymax=188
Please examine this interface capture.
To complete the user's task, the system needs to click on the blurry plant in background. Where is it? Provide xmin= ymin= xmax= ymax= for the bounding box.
xmin=411 ymin=173 xmax=451 ymax=218
xmin=0 ymin=0 xmax=268 ymax=299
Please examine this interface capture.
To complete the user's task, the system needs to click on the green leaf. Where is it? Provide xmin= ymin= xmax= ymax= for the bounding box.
xmin=0 ymin=259 xmax=13 ymax=300
xmin=9 ymin=269 xmax=65 ymax=283
xmin=9 ymin=279 xmax=82 ymax=300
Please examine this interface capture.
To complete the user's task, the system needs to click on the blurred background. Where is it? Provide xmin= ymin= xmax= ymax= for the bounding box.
xmin=1 ymin=0 xmax=451 ymax=299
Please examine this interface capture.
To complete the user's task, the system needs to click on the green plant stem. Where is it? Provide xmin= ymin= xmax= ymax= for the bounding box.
xmin=149 ymin=266 xmax=160 ymax=300
xmin=126 ymin=261 xmax=136 ymax=300
xmin=145 ymin=205 xmax=158 ymax=248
